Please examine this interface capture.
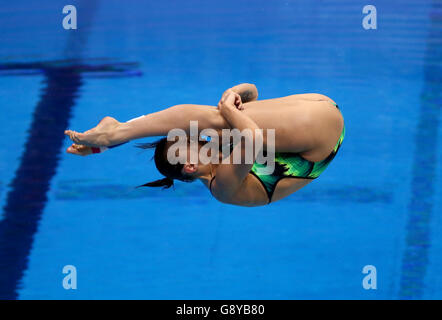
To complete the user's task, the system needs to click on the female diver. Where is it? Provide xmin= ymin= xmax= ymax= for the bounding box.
xmin=65 ymin=83 xmax=345 ymax=207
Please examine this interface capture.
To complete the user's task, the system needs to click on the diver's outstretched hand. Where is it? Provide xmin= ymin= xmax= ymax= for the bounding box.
xmin=65 ymin=116 xmax=121 ymax=151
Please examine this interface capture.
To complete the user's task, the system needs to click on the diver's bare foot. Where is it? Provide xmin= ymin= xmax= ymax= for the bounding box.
xmin=66 ymin=143 xmax=93 ymax=156
xmin=64 ymin=116 xmax=121 ymax=147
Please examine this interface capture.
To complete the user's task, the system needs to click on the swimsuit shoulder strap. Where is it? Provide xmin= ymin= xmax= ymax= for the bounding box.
xmin=209 ymin=176 xmax=216 ymax=194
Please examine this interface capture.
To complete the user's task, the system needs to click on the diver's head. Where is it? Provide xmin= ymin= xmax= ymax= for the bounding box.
xmin=137 ymin=137 xmax=212 ymax=188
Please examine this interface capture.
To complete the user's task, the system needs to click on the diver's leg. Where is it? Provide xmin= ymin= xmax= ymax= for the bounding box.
xmin=118 ymin=104 xmax=230 ymax=141
xmin=65 ymin=104 xmax=230 ymax=147
xmin=289 ymin=93 xmax=336 ymax=104
xmin=243 ymin=93 xmax=336 ymax=111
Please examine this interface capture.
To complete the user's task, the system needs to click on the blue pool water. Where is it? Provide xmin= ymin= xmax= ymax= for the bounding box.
xmin=0 ymin=0 xmax=441 ymax=299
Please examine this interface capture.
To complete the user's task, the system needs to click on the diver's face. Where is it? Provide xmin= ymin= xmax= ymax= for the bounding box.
xmin=166 ymin=139 xmax=216 ymax=177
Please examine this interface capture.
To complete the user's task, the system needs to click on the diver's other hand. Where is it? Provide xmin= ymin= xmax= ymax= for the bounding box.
xmin=220 ymin=88 xmax=233 ymax=102
xmin=218 ymin=91 xmax=243 ymax=112
xmin=219 ymin=89 xmax=243 ymax=110
xmin=66 ymin=143 xmax=94 ymax=156
xmin=233 ymin=92 xmax=243 ymax=110
xmin=64 ymin=116 xmax=121 ymax=147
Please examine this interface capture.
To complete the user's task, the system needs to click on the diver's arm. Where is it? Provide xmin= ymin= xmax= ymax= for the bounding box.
xmin=210 ymin=92 xmax=263 ymax=201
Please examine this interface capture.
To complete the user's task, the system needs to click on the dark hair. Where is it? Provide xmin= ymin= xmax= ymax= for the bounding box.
xmin=136 ymin=137 xmax=195 ymax=189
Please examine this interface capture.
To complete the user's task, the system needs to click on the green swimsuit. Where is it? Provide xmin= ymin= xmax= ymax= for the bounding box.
xmin=250 ymin=124 xmax=345 ymax=202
